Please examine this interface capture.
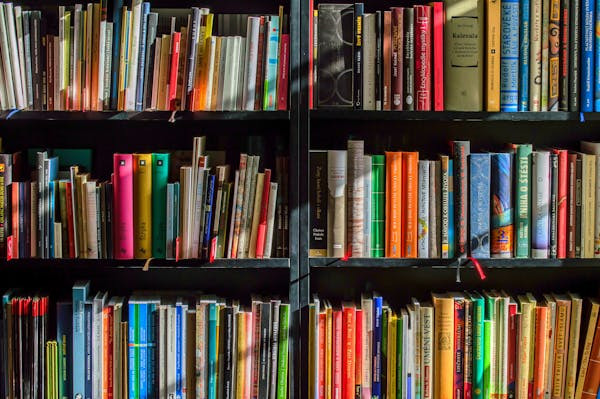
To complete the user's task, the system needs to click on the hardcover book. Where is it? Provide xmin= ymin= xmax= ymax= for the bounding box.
xmin=310 ymin=151 xmax=328 ymax=257
xmin=491 ymin=153 xmax=513 ymax=258
xmin=469 ymin=154 xmax=491 ymax=258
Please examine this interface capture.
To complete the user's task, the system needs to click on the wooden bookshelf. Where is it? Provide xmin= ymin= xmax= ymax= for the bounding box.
xmin=0 ymin=110 xmax=291 ymax=121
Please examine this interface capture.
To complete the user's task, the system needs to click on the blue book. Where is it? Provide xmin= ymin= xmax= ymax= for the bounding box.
xmin=469 ymin=154 xmax=491 ymax=258
xmin=147 ymin=301 xmax=158 ymax=399
xmin=203 ymin=174 xmax=216 ymax=256
xmin=56 ymin=302 xmax=72 ymax=399
xmin=44 ymin=157 xmax=58 ymax=258
xmin=501 ymin=0 xmax=520 ymax=111
xmin=110 ymin=0 xmax=124 ymax=109
xmin=448 ymin=160 xmax=455 ymax=258
xmin=582 ymin=0 xmax=595 ymax=111
xmin=72 ymin=281 xmax=89 ymax=399
xmin=176 ymin=300 xmax=183 ymax=399
xmin=208 ymin=303 xmax=217 ymax=399
xmin=49 ymin=181 xmax=55 ymax=258
xmin=491 ymin=153 xmax=514 ymax=257
xmin=595 ymin=0 xmax=600 ymax=110
xmin=372 ymin=296 xmax=383 ymax=399
xmin=263 ymin=16 xmax=280 ymax=110
xmin=518 ymin=0 xmax=530 ymax=110
xmin=128 ymin=301 xmax=138 ymax=399
xmin=84 ymin=301 xmax=92 ymax=399
xmin=138 ymin=302 xmax=148 ymax=399
xmin=135 ymin=3 xmax=151 ymax=111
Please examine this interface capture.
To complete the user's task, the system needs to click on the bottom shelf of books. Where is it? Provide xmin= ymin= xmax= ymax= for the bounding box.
xmin=0 ymin=280 xmax=292 ymax=399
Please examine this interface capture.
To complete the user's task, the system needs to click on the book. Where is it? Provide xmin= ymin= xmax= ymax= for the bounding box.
xmin=532 ymin=151 xmax=550 ymax=258
xmin=500 ymin=0 xmax=520 ymax=111
xmin=491 ymin=153 xmax=514 ymax=258
xmin=328 ymin=150 xmax=347 ymax=257
xmin=469 ymin=154 xmax=491 ymax=258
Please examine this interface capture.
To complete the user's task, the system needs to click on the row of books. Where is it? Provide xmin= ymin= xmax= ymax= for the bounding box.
xmin=0 ymin=282 xmax=291 ymax=399
xmin=1 ymin=136 xmax=290 ymax=260
xmin=309 ymin=0 xmax=596 ymax=112
xmin=0 ymin=2 xmax=289 ymax=111
xmin=308 ymin=292 xmax=597 ymax=399
xmin=309 ymin=140 xmax=600 ymax=259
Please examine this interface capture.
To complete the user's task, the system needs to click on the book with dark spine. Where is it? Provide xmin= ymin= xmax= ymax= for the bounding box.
xmin=575 ymin=156 xmax=583 ymax=257
xmin=258 ymin=302 xmax=272 ymax=398
xmin=402 ymin=8 xmax=414 ymax=110
xmin=391 ymin=7 xmax=403 ymax=110
xmin=567 ymin=153 xmax=577 ymax=257
xmin=452 ymin=141 xmax=470 ymax=258
xmin=375 ymin=11 xmax=382 ymax=110
xmin=559 ymin=0 xmax=570 ymax=110
xmin=353 ymin=3 xmax=363 ymax=110
xmin=414 ymin=5 xmax=432 ymax=111
xmin=569 ymin=0 xmax=580 ymax=110
xmin=309 ymin=151 xmax=327 ymax=257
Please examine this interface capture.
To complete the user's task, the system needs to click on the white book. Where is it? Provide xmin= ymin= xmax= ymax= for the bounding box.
xmin=181 ymin=302 xmax=188 ymax=398
xmin=242 ymin=17 xmax=260 ymax=110
xmin=203 ymin=36 xmax=217 ymax=110
xmin=223 ymin=36 xmax=237 ymax=110
xmin=0 ymin=4 xmax=14 ymax=109
xmin=347 ymin=140 xmax=364 ymax=257
xmin=401 ymin=309 xmax=410 ymax=399
xmin=103 ymin=23 xmax=113 ymax=109
xmin=150 ymin=36 xmax=162 ymax=110
xmin=125 ymin=0 xmax=142 ymax=110
xmin=86 ymin=181 xmax=99 ymax=259
xmin=227 ymin=170 xmax=240 ymax=258
xmin=540 ymin=0 xmax=550 ymax=111
xmin=531 ymin=151 xmax=550 ymax=258
xmin=58 ymin=6 xmax=66 ymax=110
xmin=97 ymin=20 xmax=107 ymax=110
xmin=418 ymin=160 xmax=430 ymax=258
xmin=92 ymin=292 xmax=107 ymax=399
xmin=22 ymin=10 xmax=33 ymax=109
xmin=5 ymin=3 xmax=24 ymax=108
xmin=85 ymin=3 xmax=93 ymax=110
xmin=361 ymin=296 xmax=373 ymax=399
xmin=53 ymin=35 xmax=59 ymax=109
xmin=73 ymin=5 xmax=82 ymax=110
xmin=167 ymin=305 xmax=177 ymax=399
xmin=216 ymin=36 xmax=229 ymax=110
xmin=236 ymin=37 xmax=246 ymax=110
xmin=529 ymin=0 xmax=542 ymax=111
xmin=13 ymin=6 xmax=27 ymax=107
xmin=158 ymin=305 xmax=167 ymax=399
xmin=580 ymin=141 xmax=600 ymax=257
xmin=363 ymin=155 xmax=372 ymax=255
xmin=429 ymin=161 xmax=441 ymax=258
xmin=362 ymin=13 xmax=376 ymax=110
xmin=263 ymin=182 xmax=278 ymax=258
xmin=328 ymin=150 xmax=347 ymax=257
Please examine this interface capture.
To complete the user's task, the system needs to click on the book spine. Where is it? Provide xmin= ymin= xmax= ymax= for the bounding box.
xmin=567 ymin=154 xmax=577 ymax=257
xmin=434 ymin=296 xmax=454 ymax=399
xmin=277 ymin=304 xmax=290 ymax=399
xmin=402 ymin=152 xmax=419 ymax=258
xmin=533 ymin=306 xmax=548 ymax=399
xmin=418 ymin=160 xmax=430 ymax=258
xmin=576 ymin=157 xmax=583 ymax=257
xmin=454 ymin=299 xmax=465 ymax=399
xmin=518 ymin=0 xmax=530 ymax=111
xmin=383 ymin=11 xmax=392 ymax=110
xmin=581 ymin=0 xmax=595 ymax=111
xmin=429 ymin=161 xmax=441 ymax=258
xmin=560 ymin=0 xmax=571 ymax=111
xmin=403 ymin=9 xmax=414 ymax=110
xmin=113 ymin=154 xmax=133 ymax=259
xmin=570 ymin=0 xmax=581 ymax=110
xmin=548 ymin=0 xmax=560 ymax=110
xmin=453 ymin=141 xmax=470 ymax=257
xmin=472 ymin=298 xmax=484 ymax=399
xmin=371 ymin=155 xmax=385 ymax=257
xmin=532 ymin=152 xmax=551 ymax=258
xmin=541 ymin=0 xmax=550 ymax=111
xmin=375 ymin=11 xmax=383 ymax=110
xmin=334 ymin=310 xmax=343 ymax=399
xmin=575 ymin=304 xmax=599 ymax=399
xmin=530 ymin=0 xmax=543 ymax=110
xmin=565 ymin=298 xmax=581 ymax=399
xmin=133 ymin=154 xmax=152 ymax=259
xmin=391 ymin=8 xmax=403 ymax=110
xmin=128 ymin=302 xmax=138 ymax=399
xmin=500 ymin=0 xmax=520 ymax=111
xmin=582 ymin=155 xmax=596 ymax=258
xmin=440 ymin=157 xmax=451 ymax=258
xmin=431 ymin=2 xmax=444 ymax=111
xmin=342 ymin=307 xmax=356 ymax=399
xmin=555 ymin=151 xmax=568 ymax=258
xmin=355 ymin=308 xmax=363 ymax=398
xmin=277 ymin=34 xmax=289 ymax=110
xmin=491 ymin=153 xmax=514 ymax=258
xmin=354 ymin=4 xmax=364 ymax=110
xmin=151 ymin=153 xmax=169 ymax=258
xmin=263 ymin=17 xmax=280 ymax=110
xmin=372 ymin=297 xmax=382 ymax=399
xmin=347 ymin=140 xmax=365 ymax=257
xmin=328 ymin=150 xmax=347 ymax=257
xmin=310 ymin=152 xmax=328 ymax=257
xmin=515 ymin=145 xmax=532 ymax=257
xmin=487 ymin=0 xmax=501 ymax=111
xmin=469 ymin=154 xmax=491 ymax=258
xmin=414 ymin=6 xmax=432 ymax=111
xmin=168 ymin=32 xmax=181 ymax=111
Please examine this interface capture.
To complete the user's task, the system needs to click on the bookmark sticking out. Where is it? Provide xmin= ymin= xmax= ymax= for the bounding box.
xmin=168 ymin=111 xmax=177 ymax=123
xmin=6 ymin=235 xmax=13 ymax=261
xmin=6 ymin=109 xmax=19 ymax=119
xmin=340 ymin=245 xmax=351 ymax=262
xmin=468 ymin=256 xmax=487 ymax=280
xmin=143 ymin=258 xmax=154 ymax=272
xmin=209 ymin=237 xmax=217 ymax=263
xmin=175 ymin=237 xmax=181 ymax=262
xmin=580 ymin=112 xmax=585 ymax=122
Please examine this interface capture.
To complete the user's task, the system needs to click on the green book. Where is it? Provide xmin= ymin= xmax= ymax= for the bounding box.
xmin=371 ymin=155 xmax=385 ymax=257
xmin=396 ymin=313 xmax=404 ymax=399
xmin=216 ymin=182 xmax=232 ymax=258
xmin=483 ymin=294 xmax=497 ymax=399
xmin=470 ymin=293 xmax=485 ymax=399
xmin=483 ymin=319 xmax=492 ymax=399
xmin=151 ymin=153 xmax=169 ymax=258
xmin=514 ymin=144 xmax=532 ymax=257
xmin=277 ymin=303 xmax=290 ymax=399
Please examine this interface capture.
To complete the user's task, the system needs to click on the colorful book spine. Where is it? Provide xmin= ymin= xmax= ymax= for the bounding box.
xmin=454 ymin=298 xmax=465 ymax=399
xmin=530 ymin=0 xmax=543 ymax=110
xmin=560 ymin=0 xmax=570 ymax=111
xmin=371 ymin=155 xmax=385 ymax=257
xmin=263 ymin=16 xmax=280 ymax=110
xmin=414 ymin=5 xmax=432 ymax=111
xmin=72 ymin=281 xmax=89 ymax=399
xmin=519 ymin=0 xmax=531 ymax=110
xmin=418 ymin=160 xmax=430 ymax=258
xmin=133 ymin=153 xmax=152 ymax=259
xmin=570 ymin=0 xmax=581 ymax=111
xmin=151 ymin=153 xmax=169 ymax=258
xmin=486 ymin=0 xmax=501 ymax=111
xmin=595 ymin=0 xmax=600 ymax=110
xmin=386 ymin=152 xmax=402 ymax=258
xmin=549 ymin=0 xmax=560 ymax=110
xmin=135 ymin=3 xmax=150 ymax=111
xmin=514 ymin=144 xmax=533 ymax=258
xmin=453 ymin=141 xmax=470 ymax=257
xmin=354 ymin=3 xmax=364 ymax=110
xmin=128 ymin=301 xmax=138 ymax=399
xmin=491 ymin=153 xmax=514 ymax=258
xmin=441 ymin=157 xmax=454 ymax=258
xmin=532 ymin=151 xmax=551 ymax=258
xmin=469 ymin=153 xmax=491 ymax=258
xmin=500 ymin=0 xmax=520 ymax=111
xmin=582 ymin=0 xmax=595 ymax=111
xmin=402 ymin=152 xmax=419 ymax=258
xmin=472 ymin=295 xmax=485 ymax=399
xmin=372 ymin=296 xmax=383 ymax=399
xmin=138 ymin=302 xmax=148 ymax=399
xmin=113 ymin=154 xmax=133 ymax=259
xmin=555 ymin=150 xmax=568 ymax=258
xmin=431 ymin=2 xmax=444 ymax=111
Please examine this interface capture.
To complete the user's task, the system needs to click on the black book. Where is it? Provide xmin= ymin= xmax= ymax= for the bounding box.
xmin=375 ymin=11 xmax=383 ymax=110
xmin=258 ymin=302 xmax=272 ymax=398
xmin=550 ymin=153 xmax=558 ymax=258
xmin=31 ymin=11 xmax=43 ymax=111
xmin=403 ymin=8 xmax=415 ymax=110
xmin=380 ymin=307 xmax=389 ymax=399
xmin=575 ymin=157 xmax=583 ymax=257
xmin=269 ymin=300 xmax=281 ymax=399
xmin=569 ymin=0 xmax=580 ymax=111
xmin=353 ymin=3 xmax=364 ymax=109
xmin=317 ymin=4 xmax=354 ymax=108
xmin=452 ymin=141 xmax=470 ymax=257
xmin=309 ymin=151 xmax=327 ymax=257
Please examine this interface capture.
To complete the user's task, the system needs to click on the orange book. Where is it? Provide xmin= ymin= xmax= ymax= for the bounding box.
xmin=486 ymin=0 xmax=500 ymax=111
xmin=103 ymin=305 xmax=114 ymax=399
xmin=581 ymin=314 xmax=600 ymax=399
xmin=402 ymin=152 xmax=419 ymax=257
xmin=533 ymin=305 xmax=548 ymax=399
xmin=333 ymin=309 xmax=343 ymax=399
xmin=553 ymin=297 xmax=572 ymax=399
xmin=342 ymin=305 xmax=355 ymax=399
xmin=432 ymin=293 xmax=454 ymax=399
xmin=385 ymin=152 xmax=403 ymax=257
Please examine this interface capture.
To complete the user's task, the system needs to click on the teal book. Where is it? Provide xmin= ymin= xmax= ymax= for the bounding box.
xmin=371 ymin=154 xmax=385 ymax=257
xmin=128 ymin=300 xmax=139 ymax=399
xmin=72 ymin=281 xmax=89 ymax=399
xmin=151 ymin=153 xmax=169 ymax=258
xmin=208 ymin=302 xmax=218 ymax=399
xmin=470 ymin=293 xmax=485 ymax=399
xmin=276 ymin=304 xmax=290 ymax=399
xmin=513 ymin=144 xmax=532 ymax=257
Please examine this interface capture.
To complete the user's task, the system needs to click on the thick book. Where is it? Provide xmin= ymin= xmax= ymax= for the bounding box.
xmin=151 ymin=153 xmax=169 ymax=258
xmin=317 ymin=4 xmax=354 ymax=108
xmin=113 ymin=154 xmax=133 ymax=259
xmin=353 ymin=3 xmax=364 ymax=110
xmin=371 ymin=155 xmax=385 ymax=257
xmin=72 ymin=281 xmax=89 ymax=399
xmin=530 ymin=0 xmax=543 ymax=110
xmin=532 ymin=151 xmax=550 ymax=258
xmin=362 ymin=13 xmax=376 ymax=110
xmin=402 ymin=152 xmax=419 ymax=258
xmin=418 ymin=160 xmax=430 ymax=258
xmin=328 ymin=150 xmax=347 ymax=257
xmin=386 ymin=152 xmax=402 ymax=258
xmin=519 ymin=0 xmax=530 ymax=110
xmin=580 ymin=153 xmax=596 ymax=258
xmin=486 ymin=0 xmax=501 ymax=111
xmin=440 ymin=156 xmax=454 ymax=258
xmin=559 ymin=0 xmax=570 ymax=110
xmin=429 ymin=161 xmax=441 ymax=258
xmin=569 ymin=0 xmax=581 ymax=111
xmin=491 ymin=153 xmax=513 ymax=258
xmin=414 ymin=5 xmax=432 ymax=111
xmin=549 ymin=0 xmax=560 ymax=110
xmin=347 ymin=140 xmax=364 ymax=257
xmin=580 ymin=141 xmax=600 ymax=257
xmin=390 ymin=9 xmax=401 ymax=110
xmin=575 ymin=299 xmax=600 ymax=399
xmin=433 ymin=293 xmax=454 ymax=399
xmin=430 ymin=2 xmax=444 ymax=111
xmin=384 ymin=10 xmax=393 ymax=110
xmin=310 ymin=151 xmax=328 ymax=257
xmin=513 ymin=144 xmax=532 ymax=258
xmin=452 ymin=141 xmax=470 ymax=257
xmin=500 ymin=0 xmax=519 ymax=111
xmin=469 ymin=154 xmax=491 ymax=258
xmin=133 ymin=153 xmax=152 ymax=259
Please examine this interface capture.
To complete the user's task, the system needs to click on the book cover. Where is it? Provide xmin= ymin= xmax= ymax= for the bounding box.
xmin=469 ymin=153 xmax=491 ymax=258
xmin=372 ymin=296 xmax=383 ymax=399
xmin=133 ymin=153 xmax=152 ymax=259
xmin=433 ymin=294 xmax=454 ymax=399
xmin=328 ymin=150 xmax=347 ymax=257
xmin=390 ymin=8 xmax=402 ymax=110
xmin=151 ymin=153 xmax=168 ymax=259
xmin=559 ymin=0 xmax=570 ymax=110
xmin=354 ymin=3 xmax=364 ymax=110
xmin=549 ymin=0 xmax=561 ymax=110
xmin=513 ymin=144 xmax=532 ymax=257
xmin=418 ymin=160 xmax=430 ymax=258
xmin=500 ymin=0 xmax=520 ymax=111
xmin=347 ymin=140 xmax=364 ymax=257
xmin=530 ymin=0 xmax=543 ymax=110
xmin=532 ymin=151 xmax=550 ymax=258
xmin=371 ymin=155 xmax=385 ymax=257
xmin=386 ymin=152 xmax=403 ymax=258
xmin=430 ymin=2 xmax=444 ymax=111
xmin=72 ymin=281 xmax=89 ymax=399
xmin=491 ymin=153 xmax=513 ymax=258
xmin=570 ymin=0 xmax=581 ymax=110
xmin=414 ymin=5 xmax=432 ymax=111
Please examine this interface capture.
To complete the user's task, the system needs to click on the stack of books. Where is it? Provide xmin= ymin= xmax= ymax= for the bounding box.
xmin=310 ymin=0 xmax=596 ymax=111
xmin=1 ymin=136 xmax=289 ymax=260
xmin=308 ymin=292 xmax=597 ymax=399
xmin=310 ymin=140 xmax=600 ymax=259
xmin=0 ymin=2 xmax=289 ymax=111
xmin=0 ymin=282 xmax=291 ymax=399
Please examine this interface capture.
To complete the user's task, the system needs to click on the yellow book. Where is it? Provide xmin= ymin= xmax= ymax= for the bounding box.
xmin=118 ymin=8 xmax=130 ymax=110
xmin=433 ymin=293 xmax=455 ymax=399
xmin=525 ymin=293 xmax=537 ymax=397
xmin=133 ymin=153 xmax=152 ymax=258
xmin=236 ymin=311 xmax=246 ymax=399
xmin=517 ymin=295 xmax=533 ymax=399
xmin=565 ymin=294 xmax=583 ymax=399
xmin=248 ymin=173 xmax=265 ymax=259
xmin=157 ymin=34 xmax=171 ymax=110
xmin=308 ymin=303 xmax=316 ymax=399
xmin=486 ymin=0 xmax=500 ymax=111
xmin=194 ymin=12 xmax=214 ymax=110
xmin=325 ymin=303 xmax=333 ymax=399
xmin=552 ymin=295 xmax=572 ymax=399
xmin=210 ymin=37 xmax=223 ymax=111
xmin=581 ymin=153 xmax=596 ymax=258
xmin=388 ymin=314 xmax=398 ymax=399
xmin=575 ymin=299 xmax=600 ymax=399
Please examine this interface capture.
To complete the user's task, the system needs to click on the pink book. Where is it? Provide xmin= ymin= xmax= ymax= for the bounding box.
xmin=255 ymin=169 xmax=272 ymax=258
xmin=277 ymin=34 xmax=289 ymax=111
xmin=414 ymin=5 xmax=432 ymax=111
xmin=113 ymin=154 xmax=134 ymax=259
xmin=431 ymin=2 xmax=444 ymax=111
xmin=168 ymin=32 xmax=182 ymax=111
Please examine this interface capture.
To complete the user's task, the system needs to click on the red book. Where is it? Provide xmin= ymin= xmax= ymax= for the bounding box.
xmin=277 ymin=34 xmax=289 ymax=110
xmin=11 ymin=183 xmax=18 ymax=259
xmin=453 ymin=297 xmax=465 ymax=399
xmin=318 ymin=312 xmax=326 ymax=399
xmin=354 ymin=309 xmax=363 ymax=398
xmin=103 ymin=305 xmax=114 ymax=399
xmin=414 ymin=5 xmax=432 ymax=111
xmin=255 ymin=169 xmax=272 ymax=258
xmin=554 ymin=149 xmax=568 ymax=258
xmin=309 ymin=0 xmax=314 ymax=109
xmin=430 ymin=2 xmax=444 ymax=110
xmin=342 ymin=306 xmax=355 ymax=399
xmin=168 ymin=32 xmax=182 ymax=111
xmin=65 ymin=182 xmax=75 ymax=258
xmin=255 ymin=17 xmax=266 ymax=110
xmin=567 ymin=153 xmax=577 ymax=258
xmin=390 ymin=8 xmax=403 ymax=110
xmin=508 ymin=302 xmax=518 ymax=399
xmin=113 ymin=154 xmax=134 ymax=259
xmin=333 ymin=309 xmax=343 ymax=399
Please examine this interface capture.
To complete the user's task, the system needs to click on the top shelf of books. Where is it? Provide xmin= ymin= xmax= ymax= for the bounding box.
xmin=0 ymin=110 xmax=291 ymax=121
